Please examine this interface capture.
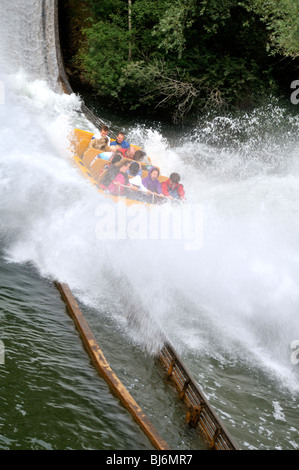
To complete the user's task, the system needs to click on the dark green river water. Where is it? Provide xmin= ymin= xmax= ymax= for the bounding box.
xmin=0 ymin=255 xmax=154 ymax=450
xmin=0 ymin=0 xmax=299 ymax=453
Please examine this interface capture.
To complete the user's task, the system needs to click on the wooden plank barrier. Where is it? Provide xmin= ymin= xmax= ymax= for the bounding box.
xmin=158 ymin=342 xmax=239 ymax=450
xmin=55 ymin=281 xmax=169 ymax=451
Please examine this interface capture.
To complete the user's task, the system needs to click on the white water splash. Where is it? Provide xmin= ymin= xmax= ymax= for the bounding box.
xmin=0 ymin=0 xmax=299 ymax=402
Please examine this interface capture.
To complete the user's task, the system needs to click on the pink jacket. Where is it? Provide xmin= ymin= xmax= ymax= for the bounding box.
xmin=108 ymin=172 xmax=126 ymax=196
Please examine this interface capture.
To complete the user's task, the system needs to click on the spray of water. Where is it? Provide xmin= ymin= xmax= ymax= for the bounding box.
xmin=1 ymin=1 xmax=299 ymax=397
xmin=0 ymin=0 xmax=60 ymax=90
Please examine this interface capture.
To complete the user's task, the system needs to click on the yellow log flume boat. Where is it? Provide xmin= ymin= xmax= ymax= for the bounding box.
xmin=69 ymin=128 xmax=182 ymax=206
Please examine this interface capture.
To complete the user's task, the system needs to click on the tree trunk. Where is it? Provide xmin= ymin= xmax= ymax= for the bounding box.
xmin=128 ymin=0 xmax=132 ymax=61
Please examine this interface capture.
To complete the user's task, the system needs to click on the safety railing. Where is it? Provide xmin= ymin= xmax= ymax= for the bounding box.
xmin=158 ymin=342 xmax=239 ymax=450
xmin=115 ymin=182 xmax=183 ymax=205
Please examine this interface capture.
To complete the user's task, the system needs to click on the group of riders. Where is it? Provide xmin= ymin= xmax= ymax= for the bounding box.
xmin=87 ymin=125 xmax=186 ymax=204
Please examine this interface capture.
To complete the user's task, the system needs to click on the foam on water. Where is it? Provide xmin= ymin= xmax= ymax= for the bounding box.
xmin=1 ymin=69 xmax=299 ymax=394
xmin=1 ymin=2 xmax=299 ymax=402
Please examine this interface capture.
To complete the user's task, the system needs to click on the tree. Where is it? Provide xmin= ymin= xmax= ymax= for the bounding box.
xmin=241 ymin=0 xmax=299 ymax=57
xmin=128 ymin=0 xmax=132 ymax=61
xmin=74 ymin=0 xmax=299 ymax=122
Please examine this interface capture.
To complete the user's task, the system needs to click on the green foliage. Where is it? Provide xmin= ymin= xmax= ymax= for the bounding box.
xmin=74 ymin=0 xmax=299 ymax=122
xmin=241 ymin=0 xmax=299 ymax=57
xmin=198 ymin=0 xmax=237 ymax=34
xmin=152 ymin=0 xmax=197 ymax=58
xmin=78 ymin=20 xmax=130 ymax=97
